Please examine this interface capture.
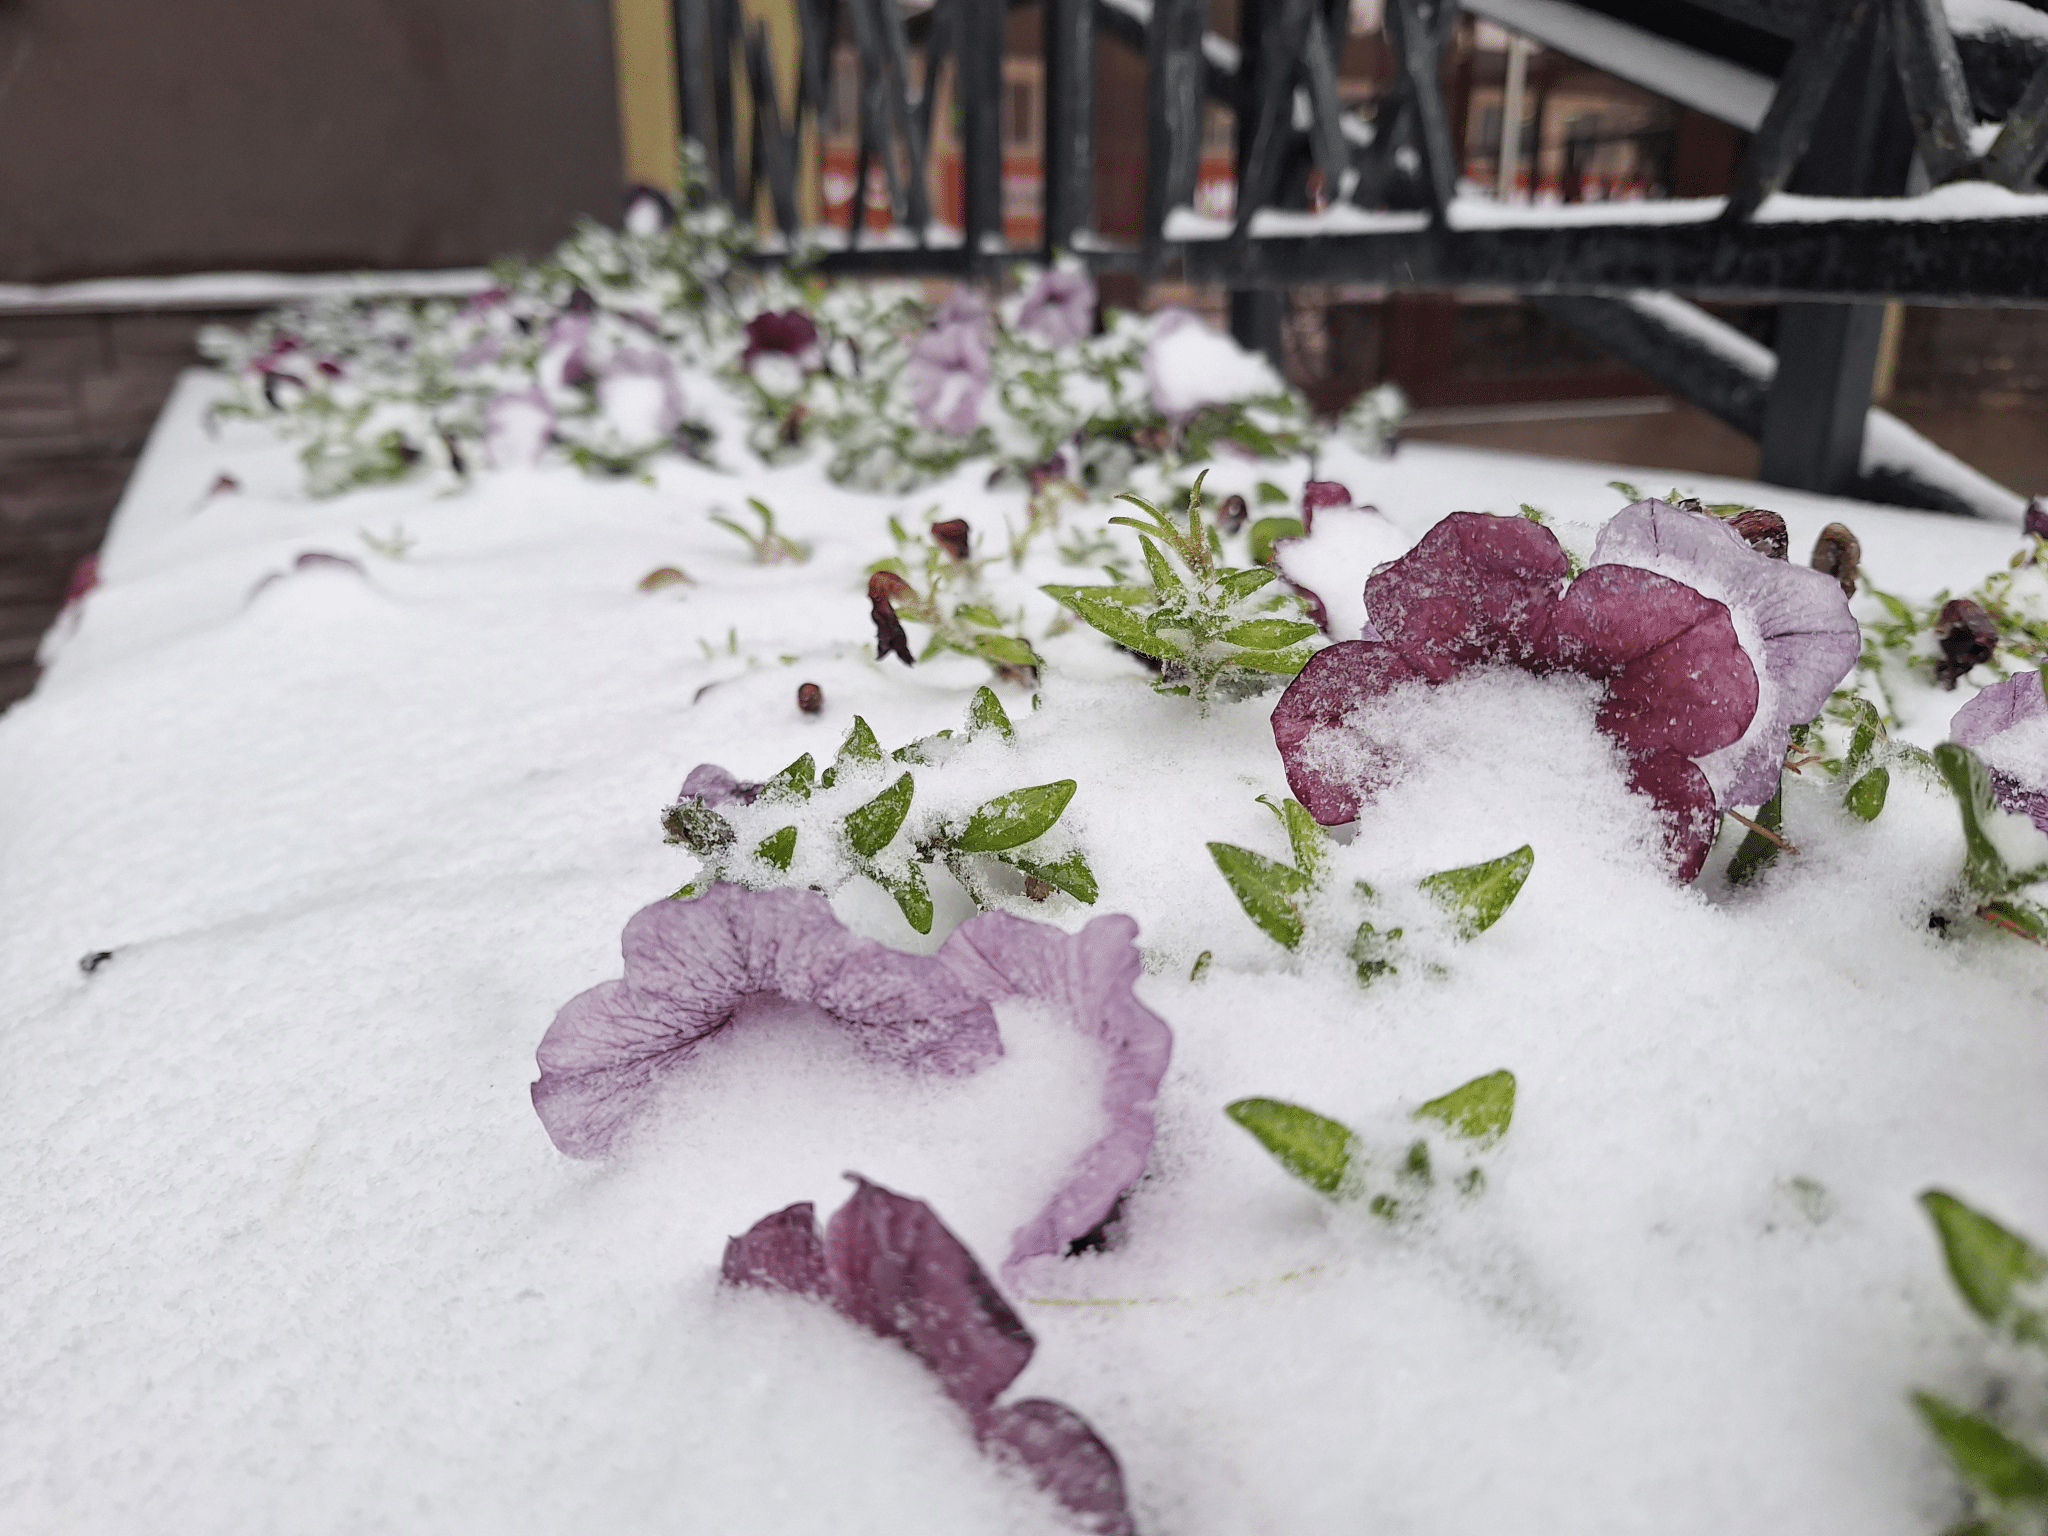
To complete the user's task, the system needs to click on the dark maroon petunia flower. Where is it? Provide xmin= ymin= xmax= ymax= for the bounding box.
xmin=742 ymin=309 xmax=822 ymax=371
xmin=725 ymin=1179 xmax=1138 ymax=1535
xmin=1271 ymin=510 xmax=1764 ymax=881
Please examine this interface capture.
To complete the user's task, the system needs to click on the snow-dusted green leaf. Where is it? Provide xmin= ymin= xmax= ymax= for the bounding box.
xmin=1914 ymin=1391 xmax=2048 ymax=1504
xmin=1001 ymin=847 xmax=1099 ymax=904
xmin=1844 ymin=765 xmax=1890 ymax=822
xmin=1208 ymin=842 xmax=1311 ymax=949
xmin=966 ymin=684 xmax=1014 ymax=741
xmin=872 ymin=862 xmax=934 ymax=934
xmin=1041 ymin=584 xmax=1157 ymax=654
xmin=1258 ymin=795 xmax=1328 ymax=882
xmin=1842 ymin=696 xmax=1885 ymax=775
xmin=954 ymin=780 xmax=1076 ymax=852
xmin=1137 ymin=534 xmax=1182 ymax=593
xmin=760 ymin=752 xmax=815 ymax=803
xmin=1218 ymin=566 xmax=1278 ymax=600
xmin=954 ymin=603 xmax=1005 ymax=628
xmin=836 ymin=715 xmax=885 ymax=768
xmin=1225 ymin=646 xmax=1314 ymax=676
xmin=1415 ymin=1070 xmax=1516 ymax=1145
xmin=1419 ymin=845 xmax=1534 ymax=939
xmin=752 ymin=825 xmax=797 ymax=871
xmin=1221 ymin=617 xmax=1321 ymax=650
xmin=1729 ymin=781 xmax=1785 ymax=886
xmin=1349 ymin=920 xmax=1401 ymax=984
xmin=661 ymin=800 xmax=735 ymax=854
xmin=845 ymin=772 xmax=915 ymax=858
xmin=1922 ymin=1190 xmax=2048 ymax=1345
xmin=1226 ymin=1098 xmax=1356 ymax=1195
xmin=1982 ymin=896 xmax=2048 ymax=942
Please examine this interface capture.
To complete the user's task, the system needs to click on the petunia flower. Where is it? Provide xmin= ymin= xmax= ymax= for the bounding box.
xmin=742 ymin=310 xmax=823 ymax=399
xmin=1949 ymin=670 xmax=2048 ymax=833
xmin=1271 ymin=510 xmax=1764 ymax=881
xmin=1015 ymin=267 xmax=1097 ymax=348
xmin=1588 ymin=499 xmax=1861 ymax=806
xmin=484 ymin=388 xmax=556 ymax=470
xmin=724 ymin=1178 xmax=1137 ymax=1536
xmin=906 ymin=292 xmax=993 ymax=436
xmin=532 ymin=885 xmax=1172 ymax=1273
xmin=595 ymin=347 xmax=687 ymax=443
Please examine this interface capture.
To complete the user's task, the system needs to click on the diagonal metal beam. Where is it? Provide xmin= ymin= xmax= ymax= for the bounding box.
xmin=1984 ymin=55 xmax=2048 ymax=189
xmin=1722 ymin=0 xmax=1879 ymax=223
xmin=1379 ymin=0 xmax=1461 ymax=218
xmin=1143 ymin=0 xmax=1206 ymax=252
xmin=1885 ymin=0 xmax=1978 ymax=184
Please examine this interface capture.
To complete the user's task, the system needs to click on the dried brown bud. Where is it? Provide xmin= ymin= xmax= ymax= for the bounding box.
xmin=1729 ymin=507 xmax=1788 ymax=560
xmin=2026 ymin=496 xmax=2048 ymax=542
xmin=1218 ymin=494 xmax=1249 ymax=535
xmin=208 ymin=472 xmax=241 ymax=497
xmin=1934 ymin=597 xmax=1997 ymax=689
xmin=780 ymin=401 xmax=808 ymax=448
xmin=867 ymin=570 xmax=916 ymax=667
xmin=1023 ymin=877 xmax=1056 ymax=902
xmin=796 ymin=681 xmax=823 ymax=714
xmin=931 ymin=518 xmax=972 ymax=562
xmin=1810 ymin=522 xmax=1862 ymax=598
xmin=638 ymin=565 xmax=693 ymax=592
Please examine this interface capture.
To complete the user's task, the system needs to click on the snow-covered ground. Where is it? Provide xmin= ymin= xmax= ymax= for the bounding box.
xmin=3 ymin=369 xmax=2044 ymax=1535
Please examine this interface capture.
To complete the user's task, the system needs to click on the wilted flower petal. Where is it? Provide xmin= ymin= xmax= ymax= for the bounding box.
xmin=722 ymin=1200 xmax=830 ymax=1297
xmin=1588 ymin=499 xmax=1857 ymax=805
xmin=1015 ymin=268 xmax=1097 ymax=348
xmin=1363 ymin=511 xmax=1568 ymax=682
xmin=824 ymin=1176 xmax=1036 ymax=1417
xmin=531 ymin=886 xmax=1002 ymax=1158
xmin=677 ymin=763 xmax=757 ymax=807
xmin=1950 ymin=670 xmax=2048 ymax=832
xmin=935 ymin=913 xmax=1173 ymax=1274
xmin=979 ymin=1399 xmax=1137 ymax=1536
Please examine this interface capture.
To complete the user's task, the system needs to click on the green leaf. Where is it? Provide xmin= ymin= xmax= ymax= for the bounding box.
xmin=1225 ymin=1098 xmax=1356 ymax=1196
xmin=1922 ymin=1190 xmax=2048 ymax=1344
xmin=1255 ymin=480 xmax=1290 ymax=505
xmin=1258 ymin=795 xmax=1328 ymax=881
xmin=1137 ymin=534 xmax=1183 ymax=593
xmin=1843 ymin=696 xmax=1886 ymax=775
xmin=1608 ymin=479 xmax=1643 ymax=501
xmin=972 ymin=632 xmax=1042 ymax=668
xmin=669 ymin=876 xmax=712 ymax=900
xmin=845 ymin=772 xmax=916 ymax=858
xmin=1728 ymin=780 xmax=1785 ymax=886
xmin=755 ymin=825 xmax=797 ymax=870
xmin=1001 ymin=847 xmax=1099 ymax=903
xmin=1247 ymin=516 xmax=1305 ymax=566
xmin=1418 ymin=845 xmax=1534 ymax=939
xmin=1224 ymin=646 xmax=1314 ymax=676
xmin=836 ymin=716 xmax=885 ymax=768
xmin=761 ymin=753 xmax=816 ymax=803
xmin=1349 ymin=920 xmax=1401 ymax=984
xmin=1415 ymin=1070 xmax=1517 ymax=1145
xmin=966 ymin=685 xmax=1015 ymax=740
xmin=1189 ymin=949 xmax=1212 ymax=982
xmin=1208 ymin=842 xmax=1311 ymax=949
xmin=1913 ymin=1391 xmax=2048 ymax=1504
xmin=1844 ymin=765 xmax=1890 ymax=822
xmin=954 ymin=780 xmax=1077 ymax=852
xmin=1217 ymin=566 xmax=1279 ymax=600
xmin=1041 ymin=584 xmax=1158 ymax=655
xmin=1982 ymin=896 xmax=2048 ymax=942
xmin=1935 ymin=742 xmax=2019 ymax=894
xmin=1221 ymin=617 xmax=1321 ymax=650
xmin=661 ymin=800 xmax=736 ymax=854
xmin=871 ymin=863 xmax=934 ymax=934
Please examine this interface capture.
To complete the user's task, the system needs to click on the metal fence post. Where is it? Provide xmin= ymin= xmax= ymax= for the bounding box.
xmin=1043 ymin=0 xmax=1095 ymax=254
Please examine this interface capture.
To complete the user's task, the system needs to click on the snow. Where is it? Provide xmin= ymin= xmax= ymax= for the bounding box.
xmin=4 ymin=369 xmax=2048 ymax=1535
xmin=1463 ymin=0 xmax=1774 ymax=131
xmin=0 ymin=268 xmax=492 ymax=313
xmin=1948 ymin=0 xmax=2048 ymax=44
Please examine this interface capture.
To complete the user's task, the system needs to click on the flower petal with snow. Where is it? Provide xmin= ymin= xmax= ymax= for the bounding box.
xmin=596 ymin=348 xmax=687 ymax=442
xmin=725 ymin=1179 xmax=1138 ymax=1536
xmin=906 ymin=297 xmax=993 ymax=436
xmin=534 ymin=886 xmax=1173 ymax=1267
xmin=484 ymin=388 xmax=555 ymax=470
xmin=532 ymin=885 xmax=1001 ymax=1159
xmin=1589 ymin=499 xmax=1859 ymax=806
xmin=1271 ymin=511 xmax=1760 ymax=880
xmin=1950 ymin=670 xmax=2048 ymax=833
xmin=1015 ymin=267 xmax=1097 ymax=348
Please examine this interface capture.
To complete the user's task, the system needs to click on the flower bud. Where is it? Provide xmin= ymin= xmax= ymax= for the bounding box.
xmin=797 ymin=682 xmax=823 ymax=714
xmin=1934 ymin=597 xmax=1997 ymax=689
xmin=1729 ymin=507 xmax=1788 ymax=560
xmin=1810 ymin=522 xmax=1861 ymax=597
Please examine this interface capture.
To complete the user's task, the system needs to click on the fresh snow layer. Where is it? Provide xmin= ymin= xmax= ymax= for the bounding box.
xmin=4 ymin=371 xmax=2047 ymax=1536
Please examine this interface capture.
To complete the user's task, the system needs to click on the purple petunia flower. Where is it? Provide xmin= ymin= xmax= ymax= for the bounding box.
xmin=532 ymin=885 xmax=1172 ymax=1274
xmin=1301 ymin=480 xmax=1352 ymax=516
xmin=2025 ymin=497 xmax=2048 ymax=541
xmin=1949 ymin=670 xmax=2048 ymax=833
xmin=1271 ymin=511 xmax=1763 ymax=882
xmin=596 ymin=347 xmax=687 ymax=442
xmin=1015 ymin=268 xmax=1097 ymax=348
xmin=484 ymin=387 xmax=556 ymax=470
xmin=725 ymin=1178 xmax=1137 ymax=1536
xmin=1589 ymin=500 xmax=1861 ymax=807
xmin=907 ymin=292 xmax=993 ymax=436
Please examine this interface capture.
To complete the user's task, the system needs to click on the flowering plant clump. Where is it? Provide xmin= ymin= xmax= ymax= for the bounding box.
xmin=532 ymin=883 xmax=1172 ymax=1276
xmin=660 ymin=694 xmax=1096 ymax=933
xmin=724 ymin=1178 xmax=1138 ymax=1534
xmin=1271 ymin=502 xmax=1861 ymax=881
